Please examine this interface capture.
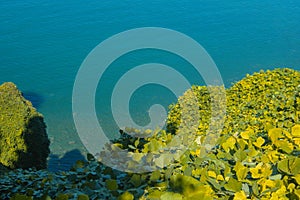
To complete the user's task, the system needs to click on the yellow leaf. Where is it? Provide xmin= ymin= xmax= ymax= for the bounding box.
xmin=274 ymin=185 xmax=287 ymax=197
xmin=288 ymin=183 xmax=296 ymax=192
xmin=191 ymin=149 xmax=201 ymax=157
xmin=250 ymin=163 xmax=272 ymax=179
xmin=293 ymin=138 xmax=300 ymax=147
xmin=250 ymin=168 xmax=260 ymax=179
xmin=267 ymin=150 xmax=279 ymax=163
xmin=248 ymin=146 xmax=259 ymax=157
xmin=241 ymin=131 xmax=249 ymax=140
xmin=261 ymin=154 xmax=270 ymax=163
xmin=260 ymin=179 xmax=276 ymax=192
xmin=216 ymin=174 xmax=224 ymax=181
xmin=253 ymin=137 xmax=265 ymax=148
xmin=268 ymin=128 xmax=283 ymax=143
xmin=292 ymin=125 xmax=300 ymax=137
xmin=282 ymin=130 xmax=292 ymax=139
xmin=233 ymin=191 xmax=247 ymax=200
xmin=207 ymin=171 xmax=217 ymax=178
xmin=234 ymin=162 xmax=248 ymax=181
xmin=237 ymin=139 xmax=248 ymax=150
xmin=274 ymin=140 xmax=294 ymax=154
xmin=294 ymin=189 xmax=300 ymax=198
xmin=118 ymin=191 xmax=134 ymax=200
xmin=293 ymin=174 xmax=300 ymax=185
xmin=222 ymin=136 xmax=236 ymax=152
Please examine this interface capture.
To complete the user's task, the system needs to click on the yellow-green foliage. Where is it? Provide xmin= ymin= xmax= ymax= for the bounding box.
xmin=97 ymin=68 xmax=300 ymax=199
xmin=225 ymin=68 xmax=300 ymax=135
xmin=2 ymin=68 xmax=300 ymax=200
xmin=167 ymin=68 xmax=300 ymax=137
xmin=140 ymin=68 xmax=300 ymax=199
xmin=0 ymin=82 xmax=50 ymax=169
xmin=118 ymin=191 xmax=134 ymax=200
xmin=167 ymin=85 xmax=212 ymax=135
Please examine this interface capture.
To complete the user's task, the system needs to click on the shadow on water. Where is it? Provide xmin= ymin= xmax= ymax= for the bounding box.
xmin=22 ymin=91 xmax=45 ymax=109
xmin=48 ymin=149 xmax=87 ymax=172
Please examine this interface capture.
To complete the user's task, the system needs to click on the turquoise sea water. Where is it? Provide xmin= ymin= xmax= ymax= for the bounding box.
xmin=1 ymin=0 xmax=300 ymax=171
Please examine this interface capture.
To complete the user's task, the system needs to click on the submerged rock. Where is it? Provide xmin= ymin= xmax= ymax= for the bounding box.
xmin=0 ymin=82 xmax=50 ymax=169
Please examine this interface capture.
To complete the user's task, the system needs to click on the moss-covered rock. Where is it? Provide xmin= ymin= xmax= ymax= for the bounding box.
xmin=0 ymin=82 xmax=50 ymax=169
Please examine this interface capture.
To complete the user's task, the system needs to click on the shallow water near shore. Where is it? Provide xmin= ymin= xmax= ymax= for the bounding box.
xmin=1 ymin=0 xmax=300 ymax=171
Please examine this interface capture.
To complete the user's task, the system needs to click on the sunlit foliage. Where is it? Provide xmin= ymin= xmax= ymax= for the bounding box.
xmin=0 ymin=82 xmax=50 ymax=170
xmin=2 ymin=68 xmax=300 ymax=199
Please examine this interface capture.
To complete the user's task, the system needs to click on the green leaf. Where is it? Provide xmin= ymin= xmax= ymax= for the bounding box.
xmin=78 ymin=194 xmax=89 ymax=200
xmin=224 ymin=178 xmax=242 ymax=192
xmin=170 ymin=174 xmax=201 ymax=195
xmin=134 ymin=139 xmax=140 ymax=147
xmin=11 ymin=194 xmax=33 ymax=200
xmin=233 ymin=149 xmax=247 ymax=162
xmin=105 ymin=179 xmax=118 ymax=191
xmin=269 ymin=174 xmax=282 ymax=180
xmin=128 ymin=145 xmax=136 ymax=150
xmin=275 ymin=140 xmax=293 ymax=154
xmin=207 ymin=177 xmax=222 ymax=190
xmin=150 ymin=170 xmax=161 ymax=182
xmin=160 ymin=192 xmax=183 ymax=200
xmin=252 ymin=182 xmax=259 ymax=196
xmin=129 ymin=174 xmax=141 ymax=187
xmin=55 ymin=194 xmax=69 ymax=200
xmin=278 ymin=156 xmax=300 ymax=175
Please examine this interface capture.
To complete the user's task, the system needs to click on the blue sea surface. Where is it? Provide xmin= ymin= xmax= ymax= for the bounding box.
xmin=1 ymin=0 xmax=300 ymax=171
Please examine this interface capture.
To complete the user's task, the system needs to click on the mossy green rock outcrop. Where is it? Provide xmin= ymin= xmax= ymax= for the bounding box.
xmin=0 ymin=82 xmax=50 ymax=169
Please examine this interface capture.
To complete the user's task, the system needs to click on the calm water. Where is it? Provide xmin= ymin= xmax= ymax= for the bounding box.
xmin=1 ymin=0 xmax=300 ymax=171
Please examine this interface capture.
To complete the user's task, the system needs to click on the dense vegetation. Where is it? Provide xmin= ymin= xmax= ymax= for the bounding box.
xmin=1 ymin=68 xmax=300 ymax=199
xmin=0 ymin=82 xmax=50 ymax=170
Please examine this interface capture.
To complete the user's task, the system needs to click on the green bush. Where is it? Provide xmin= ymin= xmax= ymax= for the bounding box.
xmin=0 ymin=82 xmax=50 ymax=169
xmin=167 ymin=68 xmax=300 ymax=137
xmin=142 ymin=68 xmax=300 ymax=199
